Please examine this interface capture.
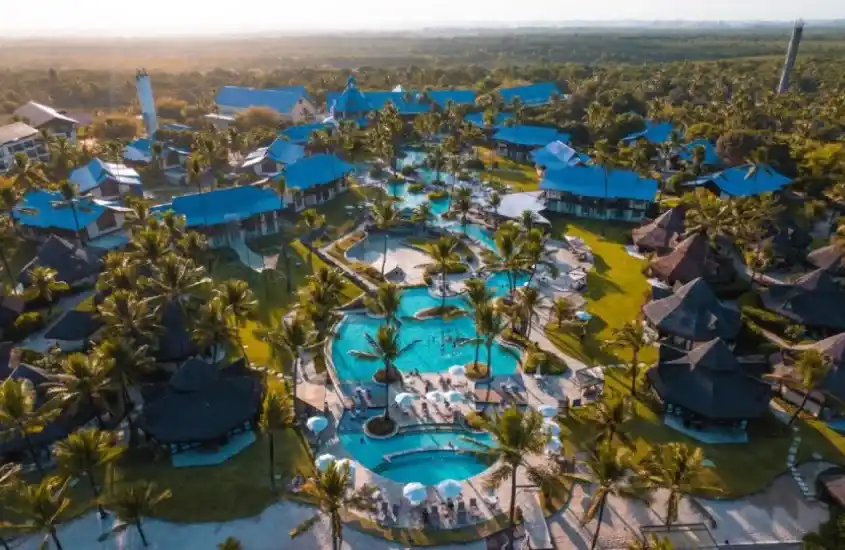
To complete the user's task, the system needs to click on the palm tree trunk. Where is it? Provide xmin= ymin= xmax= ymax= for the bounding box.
xmin=19 ymin=426 xmax=44 ymax=475
xmin=788 ymin=391 xmax=812 ymax=426
xmin=49 ymin=527 xmax=63 ymax=550
xmin=474 ymin=340 xmax=481 ymax=371
xmin=292 ymin=352 xmax=300 ymax=425
xmin=381 ymin=233 xmax=389 ymax=277
xmin=508 ymin=465 xmax=519 ymax=547
xmin=484 ymin=342 xmax=493 ymax=407
xmin=87 ymin=470 xmax=107 ymax=518
xmin=383 ymin=371 xmax=391 ymax=422
xmin=239 ymin=342 xmax=251 ymax=368
xmin=282 ymin=241 xmax=293 ymax=293
xmin=665 ymin=490 xmax=678 ymax=528
xmin=441 ymin=267 xmax=447 ymax=310
xmin=269 ymin=433 xmax=276 ymax=491
xmin=630 ymin=351 xmax=639 ymax=397
xmin=136 ymin=521 xmax=149 ymax=547
xmin=591 ymin=494 xmax=608 ymax=550
xmin=332 ymin=514 xmax=340 ymax=550
xmin=70 ymin=203 xmax=84 ymax=248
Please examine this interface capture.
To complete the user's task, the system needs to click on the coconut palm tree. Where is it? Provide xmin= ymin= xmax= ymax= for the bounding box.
xmin=369 ymin=199 xmax=401 ymax=276
xmin=560 ymin=442 xmax=651 ymax=550
xmin=265 ymin=315 xmax=315 ymax=412
xmin=583 ymin=393 xmax=634 ymax=447
xmin=299 ymin=209 xmax=326 ymax=269
xmin=56 ymin=180 xmax=85 ymax=246
xmin=99 ymin=481 xmax=172 ymax=547
xmin=9 ymin=152 xmax=48 ymax=191
xmin=44 ymin=352 xmax=115 ymax=429
xmin=411 ymin=201 xmax=434 ymax=233
xmin=290 ymin=461 xmax=377 ymax=550
xmin=0 ymin=463 xmax=21 ymax=550
xmin=213 ymin=279 xmax=257 ymax=364
xmin=487 ymin=192 xmax=502 ymax=228
xmin=176 ymin=231 xmax=209 ymax=267
xmin=305 ymin=266 xmax=346 ymax=300
xmin=465 ymin=406 xmax=562 ymax=546
xmin=522 ymin=229 xmax=560 ymax=286
xmin=0 ymin=377 xmax=59 ymax=474
xmin=7 ymin=476 xmax=71 ymax=550
xmin=0 ymin=215 xmax=20 ymax=293
xmin=259 ymin=388 xmax=295 ymax=492
xmin=604 ymin=321 xmax=650 ymax=396
xmin=96 ymin=253 xmax=144 ymax=294
xmin=190 ymin=299 xmax=240 ymax=363
xmin=147 ymin=256 xmax=210 ymax=354
xmin=365 ymin=325 xmax=419 ymax=422
xmin=766 ymin=348 xmax=830 ymax=426
xmin=510 ymin=286 xmax=546 ymax=339
xmin=478 ymin=303 xmax=508 ymax=404
xmin=131 ymin=225 xmax=171 ymax=265
xmin=464 ymin=277 xmax=492 ymax=311
xmin=425 ymin=236 xmax=460 ymax=310
xmin=364 ymin=282 xmax=402 ymax=326
xmin=217 ymin=537 xmax=244 ymax=550
xmin=551 ymin=296 xmax=576 ymax=328
xmin=484 ymin=224 xmax=526 ymax=294
xmin=639 ymin=442 xmax=720 ymax=528
xmin=23 ymin=266 xmax=69 ymax=315
xmin=97 ymin=289 xmax=160 ymax=345
xmin=94 ymin=338 xmax=155 ymax=439
xmin=53 ymin=428 xmax=124 ymax=518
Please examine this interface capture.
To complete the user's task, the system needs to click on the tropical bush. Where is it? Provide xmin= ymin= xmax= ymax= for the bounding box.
xmin=407 ymin=183 xmax=425 ymax=193
xmin=523 ymin=350 xmax=569 ymax=375
xmin=8 ymin=311 xmax=45 ymax=340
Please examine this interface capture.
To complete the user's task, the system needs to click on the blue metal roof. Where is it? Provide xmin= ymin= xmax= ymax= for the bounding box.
xmin=279 ymin=154 xmax=353 ymax=190
xmin=267 ymin=138 xmax=306 ymax=164
xmin=498 ymin=82 xmax=561 ymax=107
xmin=622 ymin=121 xmax=680 ymax=144
xmin=152 ymin=185 xmax=282 ymax=228
xmin=540 ymin=165 xmax=658 ymax=202
xmin=492 ymin=125 xmax=570 ymax=147
xmin=280 ymin=122 xmax=333 ymax=144
xmin=531 ymin=141 xmax=588 ymax=168
xmin=269 ymin=85 xmax=310 ymax=101
xmin=708 ymin=164 xmax=792 ymax=197
xmin=69 ymin=158 xmax=142 ymax=193
xmin=678 ymin=139 xmax=722 ymax=166
xmin=215 ymin=86 xmax=303 ymax=114
xmin=464 ymin=112 xmax=513 ymax=128
xmin=427 ymin=89 xmax=476 ymax=107
xmin=13 ymin=190 xmax=106 ymax=231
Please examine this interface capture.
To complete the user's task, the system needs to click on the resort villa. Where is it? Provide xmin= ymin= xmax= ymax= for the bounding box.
xmin=17 ymin=235 xmax=103 ymax=289
xmin=540 ymin=164 xmax=658 ymax=222
xmin=0 ymin=122 xmax=49 ymax=175
xmin=273 ymin=153 xmax=353 ymax=211
xmin=215 ymin=85 xmax=318 ymax=123
xmin=69 ymin=158 xmax=143 ymax=200
xmin=13 ymin=101 xmax=80 ymax=141
xmin=531 ymin=140 xmax=590 ymax=172
xmin=152 ymin=185 xmax=282 ymax=249
xmin=690 ymin=164 xmax=794 ymax=198
xmin=622 ymin=120 xmax=680 ymax=145
xmin=497 ymin=81 xmax=563 ymax=107
xmin=760 ymin=269 xmax=845 ymax=333
xmin=491 ymin=125 xmax=570 ymax=162
xmin=632 ymin=206 xmax=686 ymax=254
xmin=13 ymin=190 xmax=129 ymax=246
xmin=241 ymin=137 xmax=306 ymax=177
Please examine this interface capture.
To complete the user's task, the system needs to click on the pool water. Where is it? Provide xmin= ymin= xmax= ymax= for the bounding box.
xmin=397 ymin=150 xmax=428 ymax=169
xmin=397 ymin=287 xmax=467 ymax=317
xmin=463 ymin=223 xmax=498 ymax=251
xmin=486 ymin=271 xmax=532 ymax=297
xmin=339 ymin=429 xmax=493 ymax=485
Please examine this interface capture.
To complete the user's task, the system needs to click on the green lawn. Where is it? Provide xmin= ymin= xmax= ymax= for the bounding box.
xmin=0 ymin=241 xmax=36 ymax=294
xmin=543 ymin=216 xmax=657 ymax=365
xmin=477 ymin=147 xmax=540 ymax=192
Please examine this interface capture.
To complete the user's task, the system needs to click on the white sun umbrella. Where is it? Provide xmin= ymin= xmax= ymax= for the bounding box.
xmin=403 ymin=482 xmax=427 ymax=504
xmin=426 ymin=390 xmax=443 ymax=402
xmin=437 ymin=479 xmax=463 ymax=499
xmin=538 ymin=404 xmax=557 ymax=418
xmin=306 ymin=415 xmax=329 ymax=434
xmin=315 ymin=453 xmax=337 ymax=471
xmin=546 ymin=436 xmax=562 ymax=453
xmin=394 ymin=392 xmax=416 ymax=408
xmin=543 ymin=419 xmax=560 ymax=436
xmin=448 ymin=365 xmax=466 ymax=376
xmin=443 ymin=390 xmax=464 ymax=403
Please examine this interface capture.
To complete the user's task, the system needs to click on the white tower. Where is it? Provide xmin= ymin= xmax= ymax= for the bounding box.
xmin=135 ymin=69 xmax=159 ymax=136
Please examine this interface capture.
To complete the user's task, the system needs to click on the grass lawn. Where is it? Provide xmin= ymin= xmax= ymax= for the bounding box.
xmin=543 ymin=216 xmax=657 ymax=366
xmin=0 ymin=241 xmax=37 ymax=294
xmin=477 ymin=147 xmax=540 ymax=193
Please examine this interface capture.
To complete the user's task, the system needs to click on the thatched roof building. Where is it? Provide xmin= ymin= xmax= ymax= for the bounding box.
xmin=17 ymin=235 xmax=102 ymax=287
xmin=760 ymin=269 xmax=845 ymax=331
xmin=632 ymin=207 xmax=685 ymax=253
xmin=647 ymin=232 xmax=719 ymax=285
xmin=807 ymin=244 xmax=845 ymax=276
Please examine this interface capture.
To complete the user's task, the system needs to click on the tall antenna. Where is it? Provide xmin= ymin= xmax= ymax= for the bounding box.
xmin=777 ymin=20 xmax=805 ymax=94
xmin=135 ymin=68 xmax=159 ymax=137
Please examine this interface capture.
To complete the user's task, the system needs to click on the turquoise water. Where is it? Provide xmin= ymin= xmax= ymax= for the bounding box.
xmin=397 ymin=150 xmax=427 ymax=169
xmin=486 ymin=272 xmax=531 ymax=297
xmin=463 ymin=223 xmax=498 ymax=251
xmin=397 ymin=287 xmax=467 ymax=317
xmin=339 ymin=429 xmax=493 ymax=484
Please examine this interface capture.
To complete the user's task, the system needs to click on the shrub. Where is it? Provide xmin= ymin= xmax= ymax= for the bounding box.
xmin=465 ymin=361 xmax=490 ymax=380
xmin=9 ymin=311 xmax=44 ymax=340
xmin=464 ymin=158 xmax=485 ymax=170
xmin=458 ymin=171 xmax=472 ymax=181
xmin=369 ymin=163 xmax=386 ymax=178
xmin=90 ymin=115 xmax=138 ymax=140
xmin=523 ymin=350 xmax=569 ymax=375
xmin=407 ymin=183 xmax=425 ymax=193
xmin=401 ymin=165 xmax=416 ymax=176
xmin=427 ymin=189 xmax=448 ymax=200
xmin=233 ymin=106 xmax=282 ymax=131
xmin=464 ymin=411 xmax=486 ymax=430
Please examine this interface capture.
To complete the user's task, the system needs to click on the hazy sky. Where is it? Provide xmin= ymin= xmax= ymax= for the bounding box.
xmin=3 ymin=0 xmax=842 ymax=36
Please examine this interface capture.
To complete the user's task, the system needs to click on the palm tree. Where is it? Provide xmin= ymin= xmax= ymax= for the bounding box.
xmin=0 ymin=377 xmax=58 ymax=474
xmin=0 ymin=215 xmax=21 ymax=292
xmin=23 ymin=266 xmax=69 ymax=315
xmin=510 ymin=286 xmax=546 ymax=339
xmin=131 ymin=226 xmax=171 ymax=265
xmin=96 ymin=253 xmax=144 ymax=293
xmin=487 ymin=192 xmax=502 ymax=228
xmin=176 ymin=231 xmax=209 ymax=266
xmin=551 ymin=296 xmax=576 ymax=328
xmin=9 ymin=152 xmax=48 ymax=191
xmin=53 ymin=428 xmax=124 ymax=518
xmin=0 ymin=463 xmax=21 ymax=550
xmin=364 ymin=282 xmax=402 ymax=326
xmin=56 ymin=180 xmax=85 ymax=246
xmin=259 ymin=389 xmax=294 ymax=492
xmin=425 ymin=236 xmax=460 ymax=310
xmin=582 ymin=393 xmax=634 ymax=447
xmin=523 ymin=229 xmax=560 ymax=286
xmin=299 ymin=209 xmax=326 ymax=269
xmin=766 ymin=348 xmax=830 ymax=426
xmin=485 ymin=224 xmax=526 ymax=294
xmin=365 ymin=324 xmax=419 ymax=422
xmin=628 ymin=535 xmax=676 ymax=550
xmin=590 ymin=139 xmax=620 ymax=221
xmin=191 ymin=299 xmax=239 ymax=362
xmin=148 ymin=256 xmax=209 ymax=358
xmin=213 ymin=279 xmax=257 ymax=364
xmin=265 ymin=315 xmax=315 ymax=412
xmin=7 ymin=476 xmax=71 ymax=550
xmin=217 ymin=537 xmax=244 ymax=550
xmin=94 ymin=338 xmax=155 ymax=439
xmin=99 ymin=481 xmax=172 ymax=547
xmin=290 ymin=461 xmax=377 ymax=550
xmin=478 ymin=303 xmax=508 ymax=404
xmin=44 ymin=352 xmax=114 ymax=429
xmin=464 ymin=277 xmax=492 ymax=311
xmin=466 ymin=406 xmax=562 ymax=546
xmin=411 ymin=201 xmax=434 ymax=233
xmin=452 ymin=191 xmax=472 ymax=234
xmin=604 ymin=321 xmax=650 ymax=396
xmin=97 ymin=289 xmax=160 ymax=344
xmin=561 ymin=442 xmax=651 ymax=550
xmin=369 ymin=199 xmax=401 ymax=276
xmin=306 ymin=266 xmax=346 ymax=300
xmin=639 ymin=442 xmax=720 ymax=528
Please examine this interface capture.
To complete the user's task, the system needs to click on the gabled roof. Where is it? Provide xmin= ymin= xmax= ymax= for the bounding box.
xmin=643 ymin=277 xmax=741 ymax=342
xmin=632 ymin=207 xmax=686 ymax=252
xmin=540 ymin=165 xmax=658 ymax=202
xmin=782 ymin=333 xmax=845 ymax=403
xmin=0 ymin=295 xmax=25 ymax=331
xmin=464 ymin=112 xmax=513 ymax=128
xmin=14 ymin=101 xmax=78 ymax=128
xmin=17 ymin=235 xmax=103 ymax=286
xmin=280 ymin=122 xmax=333 ymax=144
xmin=678 ymin=139 xmax=722 ymax=166
xmin=152 ymin=185 xmax=282 ymax=228
xmin=70 ymin=158 xmax=142 ymax=193
xmin=267 ymin=138 xmax=306 ymax=164
xmin=44 ymin=310 xmax=102 ymax=341
xmin=280 ymin=154 xmax=353 ymax=190
xmin=124 ymin=137 xmax=153 ymax=162
xmin=760 ymin=269 xmax=845 ymax=330
xmin=215 ymin=86 xmax=304 ymax=114
xmin=498 ymin=82 xmax=561 ymax=107
xmin=699 ymin=164 xmax=792 ymax=197
xmin=622 ymin=121 xmax=679 ymax=144
xmin=648 ymin=232 xmax=716 ymax=285
xmin=647 ymin=339 xmax=771 ymax=420
xmin=808 ymin=244 xmax=845 ymax=276
xmin=13 ymin=190 xmax=106 ymax=231
xmin=531 ymin=140 xmax=589 ymax=169
xmin=328 ymin=77 xmax=373 ymax=115
xmin=0 ymin=122 xmax=38 ymax=146
xmin=492 ymin=125 xmax=569 ymax=147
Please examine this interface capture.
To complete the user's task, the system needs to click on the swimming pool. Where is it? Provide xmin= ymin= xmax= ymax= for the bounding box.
xmin=486 ymin=271 xmax=532 ymax=297
xmin=339 ymin=428 xmax=493 ymax=485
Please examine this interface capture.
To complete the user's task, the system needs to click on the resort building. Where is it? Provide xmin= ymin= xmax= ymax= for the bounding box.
xmin=643 ymin=277 xmax=742 ymax=351
xmin=807 ymin=244 xmax=845 ymax=276
xmin=540 ymin=165 xmax=658 ymax=222
xmin=13 ymin=190 xmax=128 ymax=245
xmin=760 ymin=269 xmax=845 ymax=333
xmin=0 ymin=122 xmax=49 ymax=175
xmin=463 ymin=112 xmax=512 ymax=129
xmin=648 ymin=339 xmax=772 ymax=438
xmin=240 ymin=137 xmax=306 ymax=177
xmin=530 ymin=140 xmax=590 ymax=171
xmin=215 ymin=86 xmax=317 ymax=122
xmin=678 ymin=139 xmax=722 ymax=166
xmin=647 ymin=232 xmax=733 ymax=286
xmin=13 ymin=101 xmax=80 ymax=141
xmin=69 ymin=158 xmax=143 ymax=200
xmin=275 ymin=153 xmax=354 ymax=212
xmin=42 ymin=310 xmax=103 ymax=352
xmin=771 ymin=332 xmax=845 ymax=414
xmin=491 ymin=125 xmax=570 ymax=162
xmin=280 ymin=122 xmax=334 ymax=145
xmin=622 ymin=120 xmax=680 ymax=145
xmin=632 ymin=207 xmax=686 ymax=254
xmin=154 ymin=302 xmax=203 ymax=364
xmin=498 ymin=82 xmax=563 ymax=107
xmin=17 ymin=235 xmax=103 ymax=289
xmin=124 ymin=137 xmax=153 ymax=163
xmin=152 ymin=185 xmax=283 ymax=249
xmin=689 ymin=164 xmax=793 ymax=198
